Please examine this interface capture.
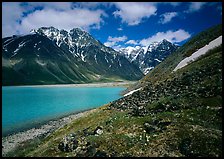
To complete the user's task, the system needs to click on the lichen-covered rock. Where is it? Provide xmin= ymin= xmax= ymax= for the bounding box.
xmin=58 ymin=133 xmax=78 ymax=152
xmin=144 ymin=123 xmax=156 ymax=134
xmin=94 ymin=126 xmax=103 ymax=136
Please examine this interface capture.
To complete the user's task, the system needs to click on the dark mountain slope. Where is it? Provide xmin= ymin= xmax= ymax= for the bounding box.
xmin=2 ymin=34 xmax=91 ymax=85
xmin=2 ymin=28 xmax=143 ymax=86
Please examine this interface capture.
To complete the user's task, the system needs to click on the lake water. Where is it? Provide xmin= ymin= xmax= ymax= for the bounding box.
xmin=2 ymin=86 xmax=125 ymax=136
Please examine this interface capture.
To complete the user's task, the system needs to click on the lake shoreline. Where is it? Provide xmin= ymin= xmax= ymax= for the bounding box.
xmin=2 ymin=81 xmax=133 ymax=156
xmin=2 ymin=107 xmax=95 ymax=137
xmin=4 ymin=81 xmax=136 ymax=88
xmin=2 ymin=108 xmax=98 ymax=156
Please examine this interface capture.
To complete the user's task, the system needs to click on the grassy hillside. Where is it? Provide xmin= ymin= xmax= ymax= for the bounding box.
xmin=5 ymin=31 xmax=222 ymax=157
xmin=140 ymin=24 xmax=222 ymax=84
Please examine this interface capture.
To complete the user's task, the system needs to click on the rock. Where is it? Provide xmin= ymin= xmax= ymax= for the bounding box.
xmin=179 ymin=138 xmax=192 ymax=156
xmin=83 ymin=127 xmax=94 ymax=136
xmin=94 ymin=126 xmax=103 ymax=136
xmin=157 ymin=121 xmax=172 ymax=130
xmin=132 ymin=106 xmax=148 ymax=116
xmin=85 ymin=145 xmax=96 ymax=157
xmin=64 ymin=143 xmax=70 ymax=152
xmin=70 ymin=133 xmax=76 ymax=138
xmin=110 ymin=151 xmax=118 ymax=157
xmin=72 ymin=139 xmax=79 ymax=150
xmin=94 ymin=150 xmax=108 ymax=157
xmin=144 ymin=123 xmax=156 ymax=134
xmin=58 ymin=142 xmax=65 ymax=151
xmin=151 ymin=119 xmax=160 ymax=125
xmin=58 ymin=134 xmax=79 ymax=152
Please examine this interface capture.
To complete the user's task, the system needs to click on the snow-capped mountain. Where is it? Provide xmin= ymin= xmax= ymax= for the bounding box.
xmin=118 ymin=46 xmax=147 ymax=61
xmin=119 ymin=39 xmax=179 ymax=75
xmin=2 ymin=27 xmax=143 ymax=85
xmin=32 ymin=27 xmax=116 ymax=61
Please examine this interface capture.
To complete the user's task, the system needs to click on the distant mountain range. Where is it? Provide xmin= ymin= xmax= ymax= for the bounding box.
xmin=2 ymin=26 xmax=180 ymax=85
xmin=118 ymin=39 xmax=179 ymax=74
xmin=2 ymin=27 xmax=143 ymax=85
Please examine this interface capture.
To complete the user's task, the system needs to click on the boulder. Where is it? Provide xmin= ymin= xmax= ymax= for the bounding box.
xmin=94 ymin=150 xmax=108 ymax=157
xmin=157 ymin=121 xmax=172 ymax=130
xmin=94 ymin=126 xmax=103 ymax=136
xmin=58 ymin=134 xmax=79 ymax=152
xmin=144 ymin=123 xmax=156 ymax=134
xmin=58 ymin=142 xmax=65 ymax=152
xmin=178 ymin=138 xmax=192 ymax=156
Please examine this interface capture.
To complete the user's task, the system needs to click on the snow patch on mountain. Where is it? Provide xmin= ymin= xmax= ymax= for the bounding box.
xmin=124 ymin=87 xmax=142 ymax=97
xmin=143 ymin=67 xmax=154 ymax=75
xmin=105 ymin=55 xmax=109 ymax=63
xmin=81 ymin=53 xmax=86 ymax=62
xmin=173 ymin=36 xmax=222 ymax=72
xmin=36 ymin=59 xmax=46 ymax=66
xmin=10 ymin=41 xmax=27 ymax=58
xmin=94 ymin=54 xmax=98 ymax=64
xmin=154 ymin=58 xmax=161 ymax=62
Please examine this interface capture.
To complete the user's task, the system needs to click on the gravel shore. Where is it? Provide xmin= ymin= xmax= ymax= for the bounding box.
xmin=2 ymin=81 xmax=135 ymax=156
xmin=2 ymin=108 xmax=97 ymax=156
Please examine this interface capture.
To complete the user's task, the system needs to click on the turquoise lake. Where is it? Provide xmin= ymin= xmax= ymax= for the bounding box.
xmin=2 ymin=86 xmax=125 ymax=136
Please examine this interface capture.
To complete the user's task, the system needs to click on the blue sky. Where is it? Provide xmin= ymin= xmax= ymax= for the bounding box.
xmin=2 ymin=2 xmax=222 ymax=49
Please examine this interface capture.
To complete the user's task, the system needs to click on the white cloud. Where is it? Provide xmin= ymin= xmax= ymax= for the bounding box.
xmin=125 ymin=40 xmax=138 ymax=45
xmin=104 ymin=41 xmax=116 ymax=47
xmin=72 ymin=2 xmax=110 ymax=9
xmin=159 ymin=12 xmax=178 ymax=24
xmin=117 ymin=27 xmax=123 ymax=31
xmin=2 ymin=2 xmax=24 ymax=37
xmin=18 ymin=9 xmax=106 ymax=33
xmin=112 ymin=45 xmax=123 ymax=51
xmin=24 ymin=2 xmax=73 ymax=11
xmin=186 ymin=2 xmax=207 ymax=13
xmin=163 ymin=2 xmax=181 ymax=7
xmin=104 ymin=35 xmax=127 ymax=47
xmin=140 ymin=29 xmax=191 ymax=46
xmin=112 ymin=2 xmax=157 ymax=25
xmin=2 ymin=2 xmax=107 ymax=37
xmin=108 ymin=36 xmax=127 ymax=42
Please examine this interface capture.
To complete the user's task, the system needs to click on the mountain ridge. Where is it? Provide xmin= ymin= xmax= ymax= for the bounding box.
xmin=2 ymin=27 xmax=143 ymax=86
xmin=118 ymin=39 xmax=179 ymax=74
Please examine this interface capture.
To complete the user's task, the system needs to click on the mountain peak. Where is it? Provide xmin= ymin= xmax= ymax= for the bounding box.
xmin=69 ymin=28 xmax=88 ymax=36
xmin=36 ymin=26 xmax=59 ymax=32
xmin=119 ymin=39 xmax=179 ymax=75
xmin=160 ymin=39 xmax=173 ymax=45
xmin=70 ymin=28 xmax=84 ymax=33
xmin=30 ymin=26 xmax=61 ymax=37
xmin=161 ymin=39 xmax=169 ymax=42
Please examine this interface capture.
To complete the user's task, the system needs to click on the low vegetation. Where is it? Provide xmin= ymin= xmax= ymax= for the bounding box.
xmin=4 ymin=24 xmax=222 ymax=157
xmin=5 ymin=39 xmax=222 ymax=157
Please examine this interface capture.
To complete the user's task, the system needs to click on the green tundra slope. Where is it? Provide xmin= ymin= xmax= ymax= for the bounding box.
xmin=5 ymin=24 xmax=222 ymax=157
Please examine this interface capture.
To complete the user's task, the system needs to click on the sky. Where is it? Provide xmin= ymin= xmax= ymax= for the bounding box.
xmin=2 ymin=2 xmax=222 ymax=49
